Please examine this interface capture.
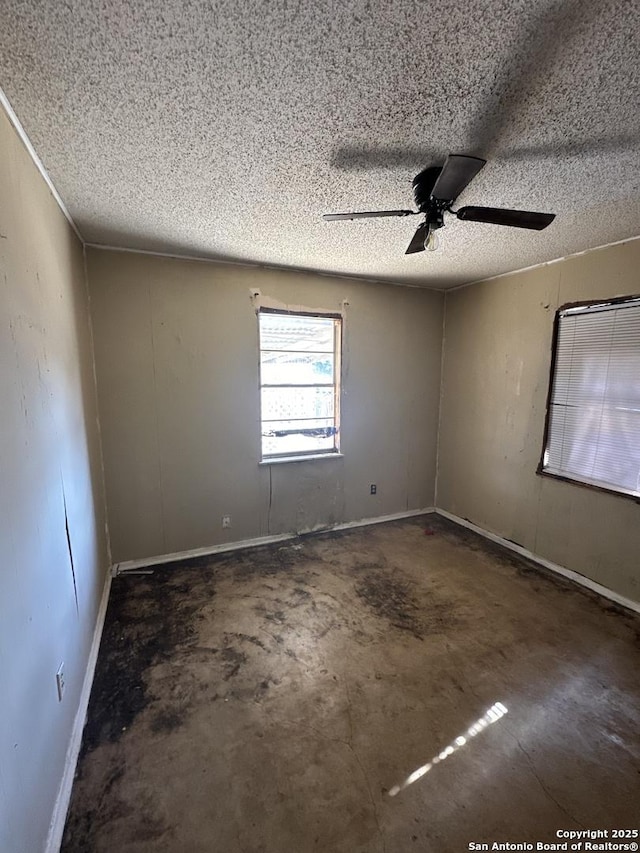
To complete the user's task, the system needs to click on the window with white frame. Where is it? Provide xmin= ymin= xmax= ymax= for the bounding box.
xmin=540 ymin=295 xmax=640 ymax=499
xmin=258 ymin=309 xmax=341 ymax=460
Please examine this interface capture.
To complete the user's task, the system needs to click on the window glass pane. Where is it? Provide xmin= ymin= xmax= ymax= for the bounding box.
xmin=258 ymin=310 xmax=340 ymax=460
xmin=261 ymin=386 xmax=334 ymax=422
xmin=260 ymin=351 xmax=334 ymax=386
xmin=259 ymin=313 xmax=335 ymax=353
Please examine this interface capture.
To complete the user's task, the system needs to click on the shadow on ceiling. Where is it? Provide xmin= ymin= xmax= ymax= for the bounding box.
xmin=330 ymin=132 xmax=640 ymax=172
xmin=330 ymin=0 xmax=633 ymax=172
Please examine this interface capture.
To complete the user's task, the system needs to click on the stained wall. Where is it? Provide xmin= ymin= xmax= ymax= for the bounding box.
xmin=0 ymin=107 xmax=109 ymax=852
xmin=87 ymin=248 xmax=444 ymax=563
xmin=438 ymin=238 xmax=640 ymax=603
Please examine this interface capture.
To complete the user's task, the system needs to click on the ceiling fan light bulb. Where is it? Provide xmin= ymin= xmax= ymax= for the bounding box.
xmin=424 ymin=227 xmax=439 ymax=252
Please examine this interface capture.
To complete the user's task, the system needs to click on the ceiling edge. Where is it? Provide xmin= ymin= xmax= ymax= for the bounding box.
xmin=84 ymin=242 xmax=443 ymax=292
xmin=0 ymin=87 xmax=83 ymax=242
xmin=447 ymin=233 xmax=640 ymax=295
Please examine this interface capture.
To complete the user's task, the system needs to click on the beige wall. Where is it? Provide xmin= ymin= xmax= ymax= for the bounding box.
xmin=438 ymin=238 xmax=640 ymax=603
xmin=0 ymin=109 xmax=109 ymax=851
xmin=87 ymin=249 xmax=444 ymax=564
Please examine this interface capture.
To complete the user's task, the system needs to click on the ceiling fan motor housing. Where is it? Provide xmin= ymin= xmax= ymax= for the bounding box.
xmin=412 ymin=166 xmax=447 ymax=228
xmin=412 ymin=167 xmax=440 ymax=209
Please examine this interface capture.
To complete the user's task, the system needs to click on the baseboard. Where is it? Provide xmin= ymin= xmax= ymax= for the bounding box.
xmin=114 ymin=507 xmax=436 ymax=574
xmin=328 ymin=507 xmax=435 ymax=533
xmin=436 ymin=508 xmax=640 ymax=615
xmin=45 ymin=568 xmax=112 ymax=853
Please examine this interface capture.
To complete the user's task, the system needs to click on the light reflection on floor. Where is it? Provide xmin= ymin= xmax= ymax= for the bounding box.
xmin=388 ymin=702 xmax=508 ymax=797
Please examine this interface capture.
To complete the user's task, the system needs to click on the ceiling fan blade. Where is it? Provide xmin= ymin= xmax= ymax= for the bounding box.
xmin=430 ymin=154 xmax=486 ymax=202
xmin=405 ymin=222 xmax=427 ymax=254
xmin=323 ymin=209 xmax=415 ymax=221
xmin=456 ymin=206 xmax=555 ymax=230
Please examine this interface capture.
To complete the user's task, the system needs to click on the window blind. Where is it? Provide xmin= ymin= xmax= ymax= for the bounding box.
xmin=543 ymin=298 xmax=640 ymax=498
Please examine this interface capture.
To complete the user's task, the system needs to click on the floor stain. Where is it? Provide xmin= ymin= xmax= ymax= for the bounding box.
xmin=150 ymin=708 xmax=186 ymax=733
xmin=220 ymin=646 xmax=248 ymax=680
xmin=355 ymin=573 xmax=422 ymax=635
xmin=78 ymin=572 xmax=202 ymax=756
xmin=225 ymin=631 xmax=268 ymax=651
xmin=61 ymin=515 xmax=640 ymax=853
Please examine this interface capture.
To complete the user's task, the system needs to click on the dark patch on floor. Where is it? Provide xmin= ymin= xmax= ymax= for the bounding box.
xmin=227 ymin=541 xmax=305 ymax=579
xmin=62 ymin=515 xmax=640 ymax=852
xmin=150 ymin=707 xmax=186 ymax=733
xmin=225 ymin=631 xmax=268 ymax=650
xmin=292 ymin=586 xmax=312 ymax=600
xmin=260 ymin=606 xmax=287 ymax=625
xmin=62 ymin=761 xmax=172 ymax=853
xmin=220 ymin=646 xmax=248 ymax=680
xmin=355 ymin=573 xmax=424 ymax=639
xmin=77 ymin=570 xmax=204 ymax=758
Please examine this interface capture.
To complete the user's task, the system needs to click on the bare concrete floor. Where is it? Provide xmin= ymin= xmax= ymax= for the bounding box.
xmin=62 ymin=516 xmax=640 ymax=852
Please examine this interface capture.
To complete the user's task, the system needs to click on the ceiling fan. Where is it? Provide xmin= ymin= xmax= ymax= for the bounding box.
xmin=323 ymin=154 xmax=555 ymax=254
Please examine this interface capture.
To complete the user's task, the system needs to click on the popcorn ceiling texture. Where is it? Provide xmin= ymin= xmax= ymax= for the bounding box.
xmin=1 ymin=0 xmax=639 ymax=288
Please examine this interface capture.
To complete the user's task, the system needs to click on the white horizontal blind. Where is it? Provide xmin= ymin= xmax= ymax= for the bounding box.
xmin=544 ymin=299 xmax=640 ymax=497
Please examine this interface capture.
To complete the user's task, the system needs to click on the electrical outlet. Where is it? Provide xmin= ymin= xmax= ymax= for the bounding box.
xmin=370 ymin=484 xmax=377 ymax=495
xmin=56 ymin=663 xmax=65 ymax=702
xmin=222 ymin=515 xmax=232 ymax=528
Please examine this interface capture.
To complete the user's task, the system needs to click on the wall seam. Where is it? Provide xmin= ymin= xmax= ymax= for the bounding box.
xmin=533 ymin=262 xmax=563 ymax=557
xmin=434 ymin=290 xmax=448 ymax=507
xmin=148 ymin=283 xmax=167 ymax=552
xmin=83 ymin=245 xmax=113 ymax=567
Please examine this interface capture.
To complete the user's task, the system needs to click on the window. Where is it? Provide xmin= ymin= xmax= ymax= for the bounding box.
xmin=540 ymin=295 xmax=640 ymax=499
xmin=258 ymin=309 xmax=341 ymax=460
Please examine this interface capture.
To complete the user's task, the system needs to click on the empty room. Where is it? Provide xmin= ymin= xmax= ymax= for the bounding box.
xmin=1 ymin=1 xmax=640 ymax=851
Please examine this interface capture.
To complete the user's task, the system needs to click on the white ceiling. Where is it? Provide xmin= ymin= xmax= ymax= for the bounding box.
xmin=2 ymin=0 xmax=639 ymax=288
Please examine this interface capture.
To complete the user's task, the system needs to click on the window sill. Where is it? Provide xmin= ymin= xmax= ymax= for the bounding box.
xmin=259 ymin=453 xmax=344 ymax=466
xmin=537 ymin=467 xmax=640 ymax=503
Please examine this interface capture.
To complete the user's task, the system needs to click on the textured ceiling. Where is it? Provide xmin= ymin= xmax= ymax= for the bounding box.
xmin=1 ymin=0 xmax=639 ymax=288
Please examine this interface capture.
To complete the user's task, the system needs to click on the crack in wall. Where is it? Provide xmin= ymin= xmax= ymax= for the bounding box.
xmin=61 ymin=478 xmax=79 ymax=615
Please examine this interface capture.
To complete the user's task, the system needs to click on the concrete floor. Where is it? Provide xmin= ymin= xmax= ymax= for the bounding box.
xmin=62 ymin=515 xmax=640 ymax=852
